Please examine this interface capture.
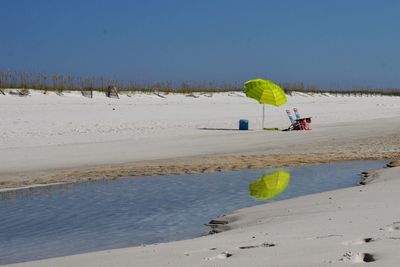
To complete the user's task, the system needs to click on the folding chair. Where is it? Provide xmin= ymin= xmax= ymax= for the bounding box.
xmin=285 ymin=108 xmax=312 ymax=131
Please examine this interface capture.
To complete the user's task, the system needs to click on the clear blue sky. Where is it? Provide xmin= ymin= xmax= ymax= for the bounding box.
xmin=1 ymin=0 xmax=399 ymax=88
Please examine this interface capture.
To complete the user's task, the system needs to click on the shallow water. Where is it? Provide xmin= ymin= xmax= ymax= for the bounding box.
xmin=0 ymin=160 xmax=385 ymax=264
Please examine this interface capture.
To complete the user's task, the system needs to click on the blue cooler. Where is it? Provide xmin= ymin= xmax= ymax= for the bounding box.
xmin=239 ymin=119 xmax=249 ymax=130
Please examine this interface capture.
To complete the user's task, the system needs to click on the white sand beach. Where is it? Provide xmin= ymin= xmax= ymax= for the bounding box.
xmin=3 ymin=0 xmax=400 ymax=265
xmin=0 ymin=91 xmax=399 ymax=189
xmin=1 ymin=91 xmax=400 ymax=266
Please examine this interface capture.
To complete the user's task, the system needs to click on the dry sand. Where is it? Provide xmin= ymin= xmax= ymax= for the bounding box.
xmin=1 ymin=91 xmax=400 ymax=190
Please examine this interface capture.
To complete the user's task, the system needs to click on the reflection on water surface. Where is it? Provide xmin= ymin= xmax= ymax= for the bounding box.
xmin=249 ymin=170 xmax=291 ymax=200
xmin=0 ymin=160 xmax=386 ymax=264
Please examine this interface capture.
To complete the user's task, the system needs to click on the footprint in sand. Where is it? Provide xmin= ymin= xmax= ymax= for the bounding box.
xmin=238 ymin=242 xmax=276 ymax=250
xmin=342 ymin=238 xmax=376 ymax=246
xmin=339 ymin=251 xmax=376 ymax=263
xmin=205 ymin=251 xmax=232 ymax=260
xmin=384 ymin=222 xmax=400 ymax=232
xmin=184 ymin=248 xmax=216 ymax=256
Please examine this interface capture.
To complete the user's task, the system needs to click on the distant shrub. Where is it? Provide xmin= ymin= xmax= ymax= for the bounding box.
xmin=0 ymin=69 xmax=399 ymax=96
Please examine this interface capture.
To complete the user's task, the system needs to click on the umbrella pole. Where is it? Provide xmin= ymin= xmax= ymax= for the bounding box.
xmin=262 ymin=104 xmax=265 ymax=129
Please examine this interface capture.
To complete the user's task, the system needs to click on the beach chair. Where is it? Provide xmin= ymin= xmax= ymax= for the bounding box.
xmin=284 ymin=108 xmax=312 ymax=131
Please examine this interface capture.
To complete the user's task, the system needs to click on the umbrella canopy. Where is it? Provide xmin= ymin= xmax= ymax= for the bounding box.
xmin=244 ymin=79 xmax=287 ymax=106
xmin=249 ymin=170 xmax=291 ymax=200
xmin=243 ymin=78 xmax=287 ymax=129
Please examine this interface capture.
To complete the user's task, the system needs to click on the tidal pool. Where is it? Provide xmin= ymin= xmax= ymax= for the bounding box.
xmin=0 ymin=160 xmax=386 ymax=264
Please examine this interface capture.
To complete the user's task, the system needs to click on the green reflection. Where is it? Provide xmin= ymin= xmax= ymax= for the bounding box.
xmin=249 ymin=170 xmax=291 ymax=200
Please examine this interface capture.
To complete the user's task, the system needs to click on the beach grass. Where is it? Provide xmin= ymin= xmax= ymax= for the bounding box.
xmin=0 ymin=70 xmax=399 ymax=96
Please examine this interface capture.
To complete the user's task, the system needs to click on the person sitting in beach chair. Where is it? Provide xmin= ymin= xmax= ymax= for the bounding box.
xmin=284 ymin=108 xmax=312 ymax=131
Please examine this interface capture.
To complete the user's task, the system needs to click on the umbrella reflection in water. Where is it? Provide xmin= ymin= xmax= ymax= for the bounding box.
xmin=249 ymin=170 xmax=291 ymax=200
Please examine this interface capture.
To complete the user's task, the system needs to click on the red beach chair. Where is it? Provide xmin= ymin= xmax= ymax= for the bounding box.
xmin=285 ymin=108 xmax=312 ymax=131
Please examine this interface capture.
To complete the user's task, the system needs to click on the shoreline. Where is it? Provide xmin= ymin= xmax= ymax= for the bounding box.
xmin=1 ymin=160 xmax=386 ymax=265
xmin=1 ymin=151 xmax=399 ymax=192
xmin=6 ymin=162 xmax=400 ymax=267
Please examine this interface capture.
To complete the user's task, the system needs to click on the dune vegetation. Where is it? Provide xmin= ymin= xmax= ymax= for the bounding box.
xmin=1 ymin=70 xmax=399 ymax=96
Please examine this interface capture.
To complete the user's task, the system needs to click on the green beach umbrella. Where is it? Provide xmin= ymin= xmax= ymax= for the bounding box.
xmin=249 ymin=170 xmax=291 ymax=200
xmin=243 ymin=78 xmax=287 ymax=129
